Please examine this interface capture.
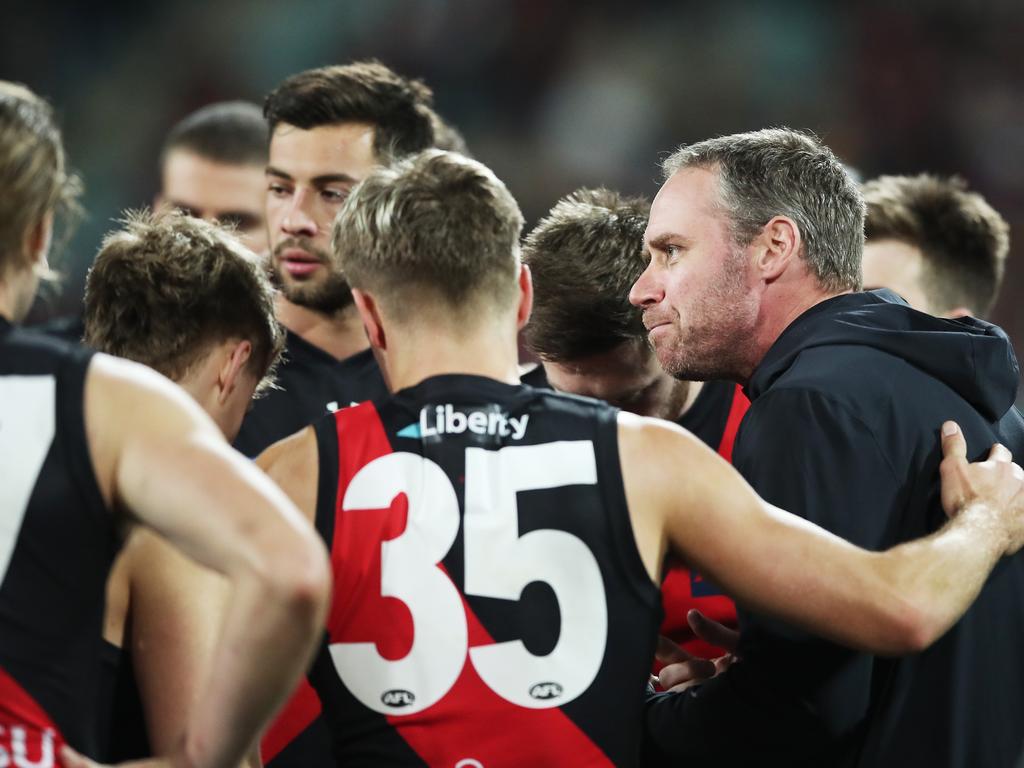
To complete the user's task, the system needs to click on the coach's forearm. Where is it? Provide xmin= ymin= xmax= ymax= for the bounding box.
xmin=872 ymin=502 xmax=1007 ymax=654
xmin=180 ymin=533 xmax=330 ymax=768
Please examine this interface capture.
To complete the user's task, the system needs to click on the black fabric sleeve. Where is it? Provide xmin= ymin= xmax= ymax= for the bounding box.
xmin=642 ymin=388 xmax=902 ymax=766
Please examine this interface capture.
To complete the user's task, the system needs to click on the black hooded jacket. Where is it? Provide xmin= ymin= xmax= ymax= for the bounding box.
xmin=644 ymin=290 xmax=1024 ymax=767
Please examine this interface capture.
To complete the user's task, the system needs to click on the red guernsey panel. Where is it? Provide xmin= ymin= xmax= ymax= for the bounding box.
xmin=0 ymin=666 xmax=64 ymax=768
xmin=657 ymin=385 xmax=749 ymax=662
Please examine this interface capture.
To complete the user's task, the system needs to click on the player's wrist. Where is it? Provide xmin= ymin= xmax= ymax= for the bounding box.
xmin=953 ymin=500 xmax=1012 ymax=557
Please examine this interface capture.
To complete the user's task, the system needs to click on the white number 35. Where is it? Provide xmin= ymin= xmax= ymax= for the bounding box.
xmin=329 ymin=441 xmax=608 ymax=715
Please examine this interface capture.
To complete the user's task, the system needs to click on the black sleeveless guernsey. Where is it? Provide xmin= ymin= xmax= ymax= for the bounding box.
xmin=307 ymin=374 xmax=663 ymax=767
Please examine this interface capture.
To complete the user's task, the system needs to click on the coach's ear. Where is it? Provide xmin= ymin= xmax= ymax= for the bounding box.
xmin=754 ymin=215 xmax=801 ymax=284
xmin=353 ymin=288 xmax=387 ymax=351
xmin=516 ymin=263 xmax=533 ymax=331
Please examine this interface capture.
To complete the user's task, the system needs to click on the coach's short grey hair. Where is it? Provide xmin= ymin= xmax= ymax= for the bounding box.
xmin=663 ymin=128 xmax=864 ymax=292
xmin=332 ymin=149 xmax=523 ymax=322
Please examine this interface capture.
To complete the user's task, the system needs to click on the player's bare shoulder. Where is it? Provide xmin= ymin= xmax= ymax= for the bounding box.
xmin=616 ymin=411 xmax=722 ymax=495
xmin=256 ymin=426 xmax=319 ymax=522
xmin=84 ymin=353 xmax=222 ymax=505
xmin=617 ymin=410 xmax=746 ymax=580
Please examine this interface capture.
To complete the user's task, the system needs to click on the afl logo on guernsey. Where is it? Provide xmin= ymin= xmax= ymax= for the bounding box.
xmin=381 ymin=689 xmax=416 ymax=708
xmin=528 ymin=682 xmax=563 ymax=700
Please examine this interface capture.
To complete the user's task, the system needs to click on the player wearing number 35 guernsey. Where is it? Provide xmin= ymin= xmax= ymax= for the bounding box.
xmin=256 ymin=149 xmax=1024 ymax=768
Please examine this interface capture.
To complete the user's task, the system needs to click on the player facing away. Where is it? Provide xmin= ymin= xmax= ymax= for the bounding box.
xmin=82 ymin=209 xmax=285 ymax=765
xmin=255 ymin=149 xmax=1024 ymax=768
xmin=0 ymin=82 xmax=330 ymax=768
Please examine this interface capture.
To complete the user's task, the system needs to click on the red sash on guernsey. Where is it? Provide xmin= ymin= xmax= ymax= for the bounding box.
xmin=0 ymin=666 xmax=64 ymax=768
xmin=658 ymin=385 xmax=750 ymax=662
xmin=326 ymin=402 xmax=613 ymax=768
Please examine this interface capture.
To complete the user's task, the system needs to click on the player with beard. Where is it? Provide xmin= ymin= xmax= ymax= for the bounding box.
xmin=632 ymin=129 xmax=1024 ymax=767
xmin=246 ymin=61 xmax=440 ymax=768
xmin=0 ymin=82 xmax=329 ymax=768
xmin=255 ymin=149 xmax=1024 ymax=767
xmin=521 ymin=188 xmax=748 ymax=669
xmin=233 ymin=61 xmax=439 ymax=460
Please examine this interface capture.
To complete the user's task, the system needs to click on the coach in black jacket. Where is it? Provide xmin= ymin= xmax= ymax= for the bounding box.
xmin=633 ymin=128 xmax=1024 ymax=767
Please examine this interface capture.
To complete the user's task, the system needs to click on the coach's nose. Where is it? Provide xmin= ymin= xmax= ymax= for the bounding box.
xmin=630 ymin=258 xmax=665 ymax=308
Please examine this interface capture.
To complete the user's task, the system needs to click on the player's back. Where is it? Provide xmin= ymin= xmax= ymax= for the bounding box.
xmin=308 ymin=373 xmax=662 ymax=767
xmin=0 ymin=318 xmax=116 ymax=759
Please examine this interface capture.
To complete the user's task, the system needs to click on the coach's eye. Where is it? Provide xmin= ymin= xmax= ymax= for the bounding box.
xmin=268 ymin=183 xmax=291 ymax=198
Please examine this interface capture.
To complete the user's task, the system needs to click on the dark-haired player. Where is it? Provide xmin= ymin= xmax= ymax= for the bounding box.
xmin=156 ymin=100 xmax=269 ymax=254
xmin=35 ymin=100 xmax=269 ymax=344
xmin=257 ymin=148 xmax=1024 ymax=767
xmin=250 ymin=59 xmax=444 ymax=768
xmin=0 ymin=82 xmax=329 ymax=768
xmin=861 ymin=173 xmax=1010 ymax=318
xmin=83 ymin=209 xmax=283 ymax=764
xmin=236 ymin=60 xmax=440 ymax=460
xmin=522 ymin=188 xmax=747 ymax=664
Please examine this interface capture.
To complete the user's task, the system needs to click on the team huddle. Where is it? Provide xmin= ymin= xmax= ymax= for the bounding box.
xmin=0 ymin=60 xmax=1022 ymax=768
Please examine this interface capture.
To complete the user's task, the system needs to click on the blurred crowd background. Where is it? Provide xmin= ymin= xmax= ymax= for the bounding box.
xmin=5 ymin=0 xmax=1024 ymax=365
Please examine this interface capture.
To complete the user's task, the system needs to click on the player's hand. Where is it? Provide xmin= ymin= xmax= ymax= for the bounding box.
xmin=939 ymin=420 xmax=1024 ymax=555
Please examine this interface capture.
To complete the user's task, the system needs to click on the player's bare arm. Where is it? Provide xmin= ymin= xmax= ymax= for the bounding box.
xmin=619 ymin=412 xmax=1022 ymax=656
xmin=104 ymin=529 xmax=258 ymax=768
xmin=67 ymin=354 xmax=330 ymax=768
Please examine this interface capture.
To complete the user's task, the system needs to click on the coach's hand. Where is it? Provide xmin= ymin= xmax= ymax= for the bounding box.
xmin=939 ymin=420 xmax=1024 ymax=556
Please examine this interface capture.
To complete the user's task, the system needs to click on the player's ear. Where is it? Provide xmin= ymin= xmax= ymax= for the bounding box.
xmin=352 ymin=288 xmax=387 ymax=351
xmin=217 ymin=339 xmax=253 ymax=405
xmin=23 ymin=210 xmax=53 ymax=269
xmin=516 ymin=262 xmax=533 ymax=331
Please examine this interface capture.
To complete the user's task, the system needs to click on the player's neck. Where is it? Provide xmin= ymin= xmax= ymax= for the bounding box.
xmin=0 ymin=271 xmax=32 ymax=325
xmin=382 ymin=326 xmax=521 ymax=393
xmin=275 ymin=295 xmax=367 ymax=362
xmin=673 ymin=379 xmax=704 ymax=420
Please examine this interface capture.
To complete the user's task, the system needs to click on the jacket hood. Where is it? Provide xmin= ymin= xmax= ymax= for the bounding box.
xmin=746 ymin=290 xmax=1020 ymax=420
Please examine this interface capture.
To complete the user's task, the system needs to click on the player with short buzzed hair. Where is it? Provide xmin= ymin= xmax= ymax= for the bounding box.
xmin=157 ymin=101 xmax=270 ymax=254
